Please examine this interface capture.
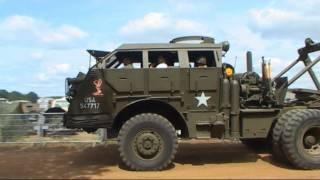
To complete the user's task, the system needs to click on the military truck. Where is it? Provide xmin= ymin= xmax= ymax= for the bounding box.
xmin=64 ymin=36 xmax=320 ymax=170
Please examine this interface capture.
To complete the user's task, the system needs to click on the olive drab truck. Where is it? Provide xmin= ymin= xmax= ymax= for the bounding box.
xmin=64 ymin=36 xmax=320 ymax=170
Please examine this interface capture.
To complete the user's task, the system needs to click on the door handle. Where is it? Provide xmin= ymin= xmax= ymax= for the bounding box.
xmin=200 ymin=75 xmax=208 ymax=79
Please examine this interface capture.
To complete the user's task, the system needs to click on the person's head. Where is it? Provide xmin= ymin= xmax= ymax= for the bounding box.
xmin=122 ymin=58 xmax=132 ymax=66
xmin=157 ymin=56 xmax=166 ymax=64
xmin=197 ymin=56 xmax=207 ymax=67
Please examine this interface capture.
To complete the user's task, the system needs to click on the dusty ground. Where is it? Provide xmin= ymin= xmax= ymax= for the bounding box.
xmin=20 ymin=132 xmax=99 ymax=142
xmin=0 ymin=140 xmax=319 ymax=179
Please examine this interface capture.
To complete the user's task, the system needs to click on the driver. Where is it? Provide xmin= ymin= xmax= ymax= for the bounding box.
xmin=197 ymin=56 xmax=208 ymax=68
xmin=122 ymin=58 xmax=133 ymax=69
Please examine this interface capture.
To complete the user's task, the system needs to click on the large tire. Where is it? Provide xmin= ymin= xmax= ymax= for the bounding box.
xmin=281 ymin=109 xmax=320 ymax=169
xmin=271 ymin=110 xmax=299 ymax=162
xmin=118 ymin=113 xmax=178 ymax=171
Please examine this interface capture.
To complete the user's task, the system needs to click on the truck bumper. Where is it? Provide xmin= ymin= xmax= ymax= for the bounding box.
xmin=63 ymin=113 xmax=113 ymax=129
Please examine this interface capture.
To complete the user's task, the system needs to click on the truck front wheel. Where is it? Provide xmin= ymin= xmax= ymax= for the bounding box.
xmin=118 ymin=113 xmax=178 ymax=171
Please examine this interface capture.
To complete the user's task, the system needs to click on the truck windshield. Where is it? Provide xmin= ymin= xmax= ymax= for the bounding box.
xmin=87 ymin=50 xmax=112 ymax=69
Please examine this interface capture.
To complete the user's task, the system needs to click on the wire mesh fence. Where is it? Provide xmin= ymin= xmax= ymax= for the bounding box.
xmin=0 ymin=113 xmax=105 ymax=144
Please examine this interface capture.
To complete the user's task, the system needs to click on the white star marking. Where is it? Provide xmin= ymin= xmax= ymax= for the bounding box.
xmin=195 ymin=92 xmax=211 ymax=107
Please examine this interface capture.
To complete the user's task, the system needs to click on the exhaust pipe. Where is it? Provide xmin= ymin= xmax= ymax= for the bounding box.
xmin=246 ymin=51 xmax=253 ymax=72
xmin=261 ymin=57 xmax=276 ymax=104
xmin=262 ymin=57 xmax=271 ymax=80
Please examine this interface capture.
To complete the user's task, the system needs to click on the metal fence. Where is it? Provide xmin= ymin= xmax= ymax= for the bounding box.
xmin=0 ymin=113 xmax=106 ymax=144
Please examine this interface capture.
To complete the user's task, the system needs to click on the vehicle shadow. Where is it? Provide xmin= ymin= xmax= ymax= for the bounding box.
xmin=259 ymin=154 xmax=295 ymax=170
xmin=239 ymin=141 xmax=295 ymax=170
xmin=174 ymin=141 xmax=259 ymax=166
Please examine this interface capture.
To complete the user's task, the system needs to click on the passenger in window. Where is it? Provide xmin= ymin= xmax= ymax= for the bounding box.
xmin=122 ymin=58 xmax=133 ymax=69
xmin=197 ymin=56 xmax=208 ymax=68
xmin=156 ymin=56 xmax=168 ymax=68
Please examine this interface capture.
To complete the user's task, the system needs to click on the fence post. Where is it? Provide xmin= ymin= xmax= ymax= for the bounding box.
xmin=98 ymin=128 xmax=108 ymax=142
xmin=36 ymin=114 xmax=45 ymax=137
xmin=0 ymin=116 xmax=3 ymax=142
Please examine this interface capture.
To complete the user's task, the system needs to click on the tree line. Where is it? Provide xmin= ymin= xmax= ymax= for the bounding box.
xmin=0 ymin=90 xmax=39 ymax=103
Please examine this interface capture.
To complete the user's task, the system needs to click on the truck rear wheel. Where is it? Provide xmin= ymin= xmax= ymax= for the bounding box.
xmin=118 ymin=113 xmax=178 ymax=171
xmin=281 ymin=109 xmax=320 ymax=169
xmin=271 ymin=110 xmax=298 ymax=163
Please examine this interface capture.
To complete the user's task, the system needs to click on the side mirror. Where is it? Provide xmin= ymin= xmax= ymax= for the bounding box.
xmin=222 ymin=41 xmax=230 ymax=52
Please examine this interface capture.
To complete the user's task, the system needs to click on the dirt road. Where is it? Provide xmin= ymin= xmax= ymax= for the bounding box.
xmin=0 ymin=140 xmax=319 ymax=179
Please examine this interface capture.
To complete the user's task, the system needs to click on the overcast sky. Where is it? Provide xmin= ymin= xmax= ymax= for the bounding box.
xmin=0 ymin=0 xmax=319 ymax=96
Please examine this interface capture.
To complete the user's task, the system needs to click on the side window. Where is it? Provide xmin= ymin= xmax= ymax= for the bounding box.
xmin=148 ymin=51 xmax=179 ymax=68
xmin=106 ymin=51 xmax=142 ymax=69
xmin=188 ymin=51 xmax=216 ymax=68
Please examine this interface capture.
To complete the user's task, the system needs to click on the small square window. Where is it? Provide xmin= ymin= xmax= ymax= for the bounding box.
xmin=188 ymin=51 xmax=216 ymax=68
xmin=148 ymin=51 xmax=179 ymax=68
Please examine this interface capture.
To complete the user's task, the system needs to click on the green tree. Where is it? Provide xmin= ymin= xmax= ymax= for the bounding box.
xmin=0 ymin=90 xmax=39 ymax=102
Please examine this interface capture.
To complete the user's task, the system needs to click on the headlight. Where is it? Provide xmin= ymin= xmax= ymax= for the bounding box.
xmin=65 ymin=78 xmax=69 ymax=96
xmin=65 ymin=78 xmax=72 ymax=101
